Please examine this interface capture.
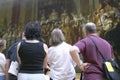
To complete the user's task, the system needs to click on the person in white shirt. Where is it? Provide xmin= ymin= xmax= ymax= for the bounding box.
xmin=0 ymin=39 xmax=6 ymax=80
xmin=48 ymin=28 xmax=76 ymax=80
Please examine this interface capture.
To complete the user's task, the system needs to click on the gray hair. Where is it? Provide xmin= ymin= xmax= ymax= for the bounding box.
xmin=83 ymin=22 xmax=97 ymax=33
xmin=49 ymin=28 xmax=65 ymax=46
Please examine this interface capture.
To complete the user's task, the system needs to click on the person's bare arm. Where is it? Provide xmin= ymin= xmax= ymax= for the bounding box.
xmin=70 ymin=46 xmax=83 ymax=67
xmin=43 ymin=43 xmax=48 ymax=69
xmin=17 ymin=43 xmax=21 ymax=64
xmin=70 ymin=46 xmax=90 ymax=71
xmin=5 ymin=59 xmax=10 ymax=80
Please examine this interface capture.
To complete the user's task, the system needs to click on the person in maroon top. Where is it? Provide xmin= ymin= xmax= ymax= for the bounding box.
xmin=70 ymin=22 xmax=114 ymax=80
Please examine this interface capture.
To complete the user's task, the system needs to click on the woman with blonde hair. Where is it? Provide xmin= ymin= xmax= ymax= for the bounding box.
xmin=48 ymin=28 xmax=76 ymax=80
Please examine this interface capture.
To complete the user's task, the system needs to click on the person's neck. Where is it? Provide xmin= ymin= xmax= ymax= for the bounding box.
xmin=87 ymin=33 xmax=97 ymax=36
xmin=25 ymin=39 xmax=39 ymax=43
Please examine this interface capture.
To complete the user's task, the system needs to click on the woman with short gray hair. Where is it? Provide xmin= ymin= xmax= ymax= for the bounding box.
xmin=48 ymin=28 xmax=76 ymax=80
xmin=49 ymin=28 xmax=65 ymax=46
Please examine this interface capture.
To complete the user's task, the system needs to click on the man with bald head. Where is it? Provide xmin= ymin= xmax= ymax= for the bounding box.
xmin=70 ymin=22 xmax=113 ymax=80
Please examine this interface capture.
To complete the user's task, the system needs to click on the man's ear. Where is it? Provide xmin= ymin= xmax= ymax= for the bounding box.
xmin=85 ymin=30 xmax=89 ymax=36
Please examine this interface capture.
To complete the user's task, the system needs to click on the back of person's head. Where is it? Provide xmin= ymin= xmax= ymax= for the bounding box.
xmin=0 ymin=39 xmax=6 ymax=51
xmin=83 ymin=22 xmax=97 ymax=33
xmin=24 ymin=21 xmax=41 ymax=40
xmin=50 ymin=28 xmax=65 ymax=46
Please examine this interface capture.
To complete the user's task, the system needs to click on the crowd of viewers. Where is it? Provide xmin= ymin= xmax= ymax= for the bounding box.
xmin=0 ymin=21 xmax=114 ymax=80
xmin=0 ymin=4 xmax=119 ymax=80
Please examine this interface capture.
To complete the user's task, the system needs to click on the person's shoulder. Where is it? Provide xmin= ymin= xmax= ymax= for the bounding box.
xmin=82 ymin=37 xmax=88 ymax=41
xmin=8 ymin=42 xmax=18 ymax=51
xmin=76 ymin=38 xmax=87 ymax=43
xmin=48 ymin=46 xmax=57 ymax=55
xmin=10 ymin=42 xmax=18 ymax=47
xmin=63 ymin=42 xmax=72 ymax=47
xmin=100 ymin=37 xmax=111 ymax=45
xmin=9 ymin=40 xmax=23 ymax=49
xmin=8 ymin=40 xmax=24 ymax=51
xmin=0 ymin=53 xmax=6 ymax=61
xmin=48 ymin=45 xmax=58 ymax=53
xmin=48 ymin=46 xmax=55 ymax=50
xmin=0 ymin=53 xmax=5 ymax=57
xmin=103 ymin=39 xmax=111 ymax=44
xmin=42 ymin=42 xmax=47 ymax=47
xmin=42 ymin=43 xmax=48 ymax=50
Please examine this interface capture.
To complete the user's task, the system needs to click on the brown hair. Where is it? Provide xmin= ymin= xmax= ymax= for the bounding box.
xmin=0 ymin=39 xmax=6 ymax=51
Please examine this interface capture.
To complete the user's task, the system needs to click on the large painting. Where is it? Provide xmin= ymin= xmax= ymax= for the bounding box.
xmin=0 ymin=0 xmax=120 ymax=66
xmin=0 ymin=0 xmax=77 ymax=45
xmin=0 ymin=0 xmax=100 ymax=45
